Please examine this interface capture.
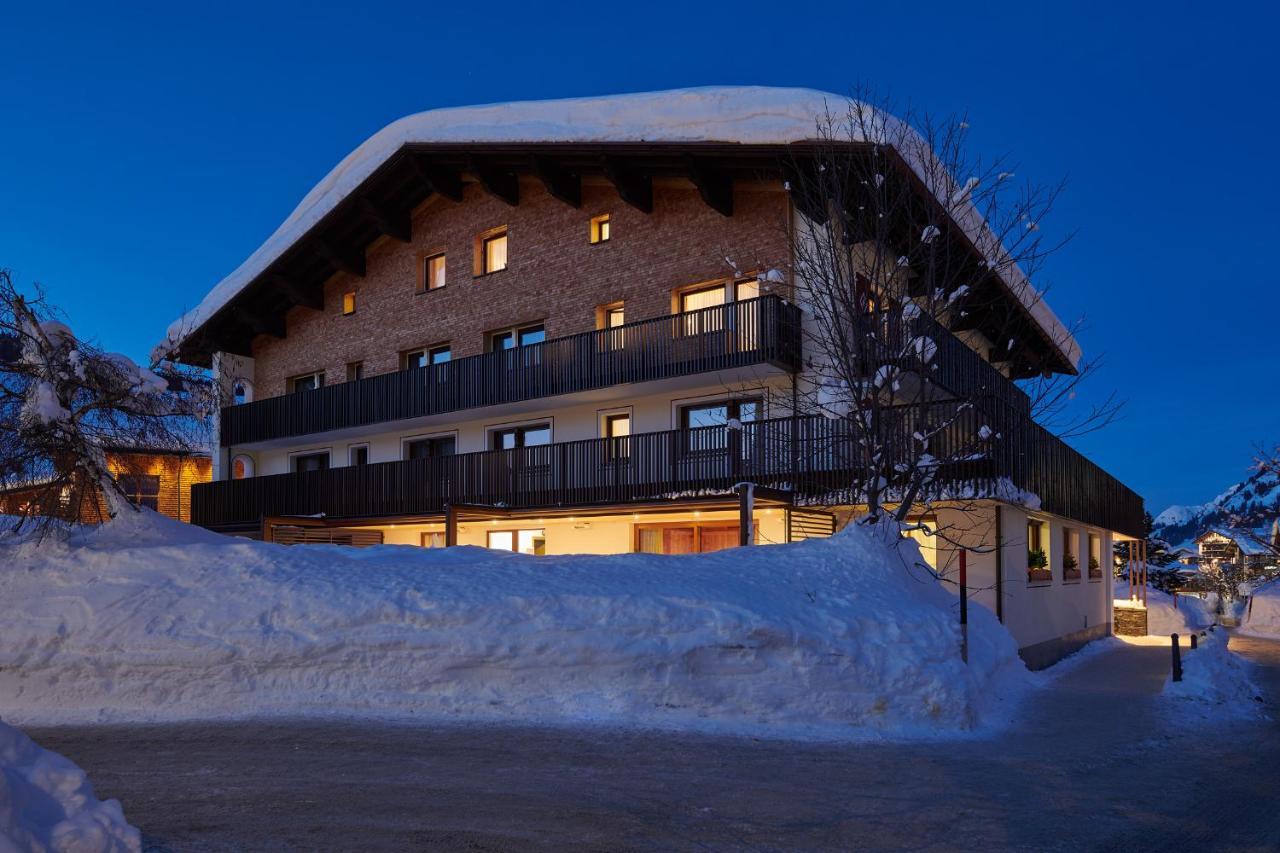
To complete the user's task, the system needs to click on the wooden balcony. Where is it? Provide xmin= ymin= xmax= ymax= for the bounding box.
xmin=220 ymin=296 xmax=803 ymax=447
xmin=195 ymin=405 xmax=1144 ymax=538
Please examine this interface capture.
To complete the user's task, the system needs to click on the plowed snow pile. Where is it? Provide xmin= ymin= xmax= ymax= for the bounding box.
xmin=0 ymin=718 xmax=140 ymax=852
xmin=0 ymin=511 xmax=1029 ymax=739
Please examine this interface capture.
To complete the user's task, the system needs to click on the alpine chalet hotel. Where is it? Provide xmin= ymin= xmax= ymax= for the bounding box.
xmin=165 ymin=88 xmax=1144 ymax=667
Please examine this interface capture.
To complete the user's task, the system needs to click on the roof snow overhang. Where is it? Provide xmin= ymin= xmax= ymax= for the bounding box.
xmin=159 ymin=87 xmax=1081 ymax=376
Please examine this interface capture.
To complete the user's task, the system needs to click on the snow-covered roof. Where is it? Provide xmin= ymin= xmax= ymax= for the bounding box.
xmin=1196 ymin=527 xmax=1276 ymax=556
xmin=159 ymin=86 xmax=1081 ymax=368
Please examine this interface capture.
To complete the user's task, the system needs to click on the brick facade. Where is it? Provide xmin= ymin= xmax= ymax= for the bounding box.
xmin=249 ymin=179 xmax=791 ymax=398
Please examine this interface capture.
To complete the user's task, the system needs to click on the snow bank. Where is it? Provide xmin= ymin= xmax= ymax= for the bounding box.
xmin=1241 ymin=581 xmax=1280 ymax=638
xmin=0 ymin=511 xmax=1029 ymax=740
xmin=1162 ymin=632 xmax=1263 ymax=719
xmin=0 ymin=718 xmax=140 ymax=852
xmin=1143 ymin=588 xmax=1216 ymax=636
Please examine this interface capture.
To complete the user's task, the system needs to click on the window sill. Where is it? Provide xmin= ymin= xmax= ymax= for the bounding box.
xmin=415 ymin=286 xmax=447 ymax=296
xmin=1027 ymin=581 xmax=1053 ymax=589
xmin=1063 ymin=580 xmax=1081 ymax=586
xmin=474 ymin=269 xmax=508 ymax=280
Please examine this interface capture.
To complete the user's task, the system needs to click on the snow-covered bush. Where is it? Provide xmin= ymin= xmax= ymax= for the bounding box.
xmin=0 ymin=718 xmax=140 ymax=852
xmin=0 ymin=510 xmax=1031 ymax=740
xmin=1241 ymin=581 xmax=1280 ymax=638
xmin=1163 ymin=631 xmax=1262 ymax=718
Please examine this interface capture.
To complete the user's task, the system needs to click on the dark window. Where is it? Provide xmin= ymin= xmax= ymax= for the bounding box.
xmin=490 ymin=324 xmax=545 ymax=352
xmin=405 ymin=436 xmax=456 ymax=460
xmin=349 ymin=445 xmax=369 ymax=466
xmin=292 ymin=452 xmax=330 ymax=473
xmin=680 ymin=398 xmax=760 ymax=452
xmin=290 ymin=372 xmax=325 ymax=393
xmin=492 ymin=423 xmax=551 ymax=450
xmin=403 ymin=345 xmax=451 ymax=370
xmin=117 ymin=474 xmax=160 ymax=511
xmin=346 ymin=361 xmax=364 ymax=382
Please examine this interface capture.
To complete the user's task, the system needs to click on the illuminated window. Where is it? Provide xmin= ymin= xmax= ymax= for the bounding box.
xmin=603 ymin=411 xmax=631 ymax=462
xmin=590 ymin=214 xmax=611 ymax=244
xmin=231 ymin=454 xmax=254 ymax=480
xmin=117 ymin=474 xmax=160 ymax=511
xmin=422 ymin=531 xmax=447 ymax=548
xmin=604 ymin=304 xmax=624 ymax=328
xmin=1027 ymin=519 xmax=1050 ymax=583
xmin=603 ymin=412 xmax=630 ymax=439
xmin=487 ymin=529 xmax=546 ymax=555
xmin=424 ymin=253 xmax=446 ymax=291
xmin=480 ymin=230 xmax=508 ymax=274
xmin=342 ymin=291 xmax=356 ymax=315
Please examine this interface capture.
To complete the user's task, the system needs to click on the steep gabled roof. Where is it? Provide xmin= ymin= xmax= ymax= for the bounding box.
xmin=158 ymin=87 xmax=1081 ymax=371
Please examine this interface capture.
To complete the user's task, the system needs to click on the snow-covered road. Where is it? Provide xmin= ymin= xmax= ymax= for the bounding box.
xmin=27 ymin=635 xmax=1280 ymax=852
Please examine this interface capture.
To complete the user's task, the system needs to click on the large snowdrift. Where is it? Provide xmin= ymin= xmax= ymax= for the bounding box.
xmin=0 ymin=511 xmax=1029 ymax=740
xmin=0 ymin=718 xmax=140 ymax=852
xmin=1241 ymin=581 xmax=1280 ymax=639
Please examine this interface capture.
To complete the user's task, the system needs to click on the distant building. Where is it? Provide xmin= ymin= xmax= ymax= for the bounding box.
xmin=0 ymin=447 xmax=212 ymax=523
xmin=1194 ymin=523 xmax=1279 ymax=571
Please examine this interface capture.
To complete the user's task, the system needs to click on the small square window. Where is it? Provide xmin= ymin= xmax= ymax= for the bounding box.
xmin=424 ymin=253 xmax=446 ymax=291
xmin=590 ymin=214 xmax=611 ymax=244
xmin=342 ymin=291 xmax=356 ymax=315
xmin=481 ymin=231 xmax=508 ymax=275
xmin=346 ymin=361 xmax=364 ymax=382
xmin=349 ymin=445 xmax=369 ymax=466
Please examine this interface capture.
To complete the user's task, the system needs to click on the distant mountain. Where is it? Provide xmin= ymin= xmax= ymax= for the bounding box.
xmin=1152 ymin=466 xmax=1280 ymax=550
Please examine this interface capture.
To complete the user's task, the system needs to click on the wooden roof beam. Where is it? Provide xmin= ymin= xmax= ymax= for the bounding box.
xmin=312 ymin=237 xmax=366 ymax=278
xmin=232 ymin=305 xmax=285 ymax=339
xmin=686 ymin=158 xmax=733 ymax=217
xmin=469 ymin=157 xmax=519 ymax=206
xmin=358 ymin=197 xmax=411 ymax=243
xmin=601 ymin=156 xmax=652 ymax=213
xmin=531 ymin=156 xmax=581 ymax=208
xmin=407 ymin=154 xmax=463 ymax=202
xmin=269 ymin=274 xmax=323 ymax=311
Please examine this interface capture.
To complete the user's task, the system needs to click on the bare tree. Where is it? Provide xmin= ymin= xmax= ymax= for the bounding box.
xmin=0 ymin=270 xmax=210 ymax=533
xmin=778 ymin=90 xmax=1119 ymax=543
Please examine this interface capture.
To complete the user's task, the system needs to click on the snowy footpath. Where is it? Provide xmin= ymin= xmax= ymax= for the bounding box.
xmin=1 ymin=510 xmax=1029 ymax=740
xmin=25 ymin=633 xmax=1280 ymax=852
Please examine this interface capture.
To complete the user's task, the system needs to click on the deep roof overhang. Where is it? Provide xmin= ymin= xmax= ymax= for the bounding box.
xmin=172 ymin=141 xmax=1076 ymax=379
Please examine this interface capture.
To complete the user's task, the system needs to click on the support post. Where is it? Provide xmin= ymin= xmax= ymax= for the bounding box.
xmin=445 ymin=503 xmax=457 ymax=547
xmin=959 ymin=549 xmax=969 ymax=664
xmin=737 ymin=482 xmax=754 ymax=547
xmin=1190 ymin=633 xmax=1198 ymax=650
xmin=1171 ymin=633 xmax=1183 ymax=682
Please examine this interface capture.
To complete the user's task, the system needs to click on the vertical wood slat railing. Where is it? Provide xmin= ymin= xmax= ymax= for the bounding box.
xmin=194 ymin=404 xmax=1144 ymax=537
xmin=220 ymin=296 xmax=802 ymax=446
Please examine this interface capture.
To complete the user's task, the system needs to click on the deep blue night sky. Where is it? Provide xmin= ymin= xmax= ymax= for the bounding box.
xmin=2 ymin=1 xmax=1275 ymax=514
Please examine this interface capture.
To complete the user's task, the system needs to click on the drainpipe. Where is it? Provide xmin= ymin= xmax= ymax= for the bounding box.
xmin=995 ymin=504 xmax=1004 ymax=623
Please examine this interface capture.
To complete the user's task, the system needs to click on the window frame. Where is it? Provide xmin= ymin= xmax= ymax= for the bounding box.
xmin=401 ymin=343 xmax=452 ymax=370
xmin=346 ymin=361 xmax=364 ymax=382
xmin=117 ymin=473 xmax=161 ymax=511
xmin=487 ymin=322 xmax=546 ymax=352
xmin=489 ymin=420 xmax=553 ymax=451
xmin=1062 ymin=526 xmax=1081 ymax=582
xmin=341 ymin=290 xmax=357 ymax=316
xmin=289 ymin=371 xmax=326 ymax=393
xmin=1027 ymin=518 xmax=1051 ymax=584
xmin=486 ymin=528 xmax=547 ymax=555
xmin=589 ymin=213 xmax=611 ymax=244
xmin=401 ymin=431 xmax=458 ymax=461
xmin=348 ymin=444 xmax=370 ymax=466
xmin=475 ymin=227 xmax=509 ymax=276
xmin=677 ymin=396 xmax=763 ymax=455
xmin=289 ymin=449 xmax=332 ymax=474
xmin=417 ymin=251 xmax=447 ymax=293
xmin=633 ymin=521 xmax=747 ymax=554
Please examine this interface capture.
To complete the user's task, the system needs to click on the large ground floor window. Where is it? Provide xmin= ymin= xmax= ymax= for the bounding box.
xmin=634 ymin=521 xmax=743 ymax=554
xmin=487 ymin=528 xmax=546 ymax=555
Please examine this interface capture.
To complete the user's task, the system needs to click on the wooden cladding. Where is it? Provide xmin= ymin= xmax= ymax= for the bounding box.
xmin=220 ymin=296 xmax=803 ymax=446
xmin=196 ymin=404 xmax=1144 ymax=538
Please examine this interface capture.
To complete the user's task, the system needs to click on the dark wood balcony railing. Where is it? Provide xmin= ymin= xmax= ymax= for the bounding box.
xmin=220 ymin=296 xmax=803 ymax=446
xmin=857 ymin=310 xmax=1032 ymax=415
xmin=195 ymin=405 xmax=1144 ymax=538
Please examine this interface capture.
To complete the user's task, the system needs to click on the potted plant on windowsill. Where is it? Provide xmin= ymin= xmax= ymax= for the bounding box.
xmin=1063 ymin=552 xmax=1080 ymax=579
xmin=1028 ymin=548 xmax=1050 ymax=582
xmin=1088 ymin=555 xmax=1101 ymax=578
